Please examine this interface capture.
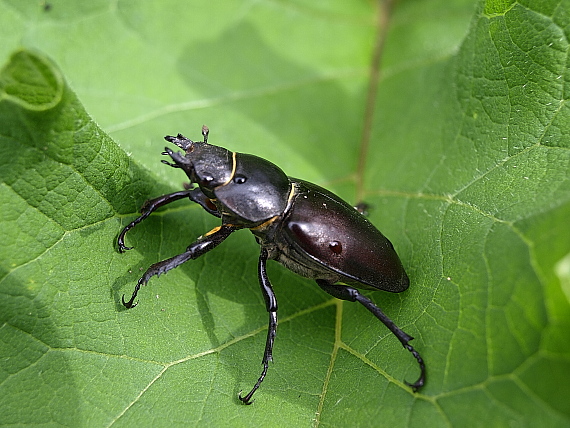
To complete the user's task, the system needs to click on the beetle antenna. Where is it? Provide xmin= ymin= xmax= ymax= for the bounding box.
xmin=202 ymin=125 xmax=209 ymax=143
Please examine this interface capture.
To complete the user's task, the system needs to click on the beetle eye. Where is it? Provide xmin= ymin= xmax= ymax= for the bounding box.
xmin=329 ymin=241 xmax=343 ymax=254
xmin=233 ymin=174 xmax=247 ymax=184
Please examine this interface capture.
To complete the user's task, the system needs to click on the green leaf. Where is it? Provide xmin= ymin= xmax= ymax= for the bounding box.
xmin=1 ymin=1 xmax=569 ymax=427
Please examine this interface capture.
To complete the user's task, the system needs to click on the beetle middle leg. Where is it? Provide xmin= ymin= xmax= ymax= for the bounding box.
xmin=316 ymin=280 xmax=425 ymax=391
xmin=122 ymin=225 xmax=236 ymax=308
xmin=239 ymin=247 xmax=278 ymax=405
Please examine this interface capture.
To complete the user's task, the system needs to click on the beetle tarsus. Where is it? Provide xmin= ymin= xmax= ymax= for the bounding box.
xmin=121 ymin=293 xmax=138 ymax=309
xmin=238 ymin=361 xmax=269 ymax=405
xmin=118 ymin=231 xmax=134 ymax=253
xmin=403 ymin=344 xmax=425 ymax=391
xmin=118 ymin=219 xmax=140 ymax=253
xmin=237 ymin=391 xmax=253 ymax=405
xmin=122 ymin=278 xmax=143 ymax=308
xmin=317 ymin=280 xmax=425 ymax=392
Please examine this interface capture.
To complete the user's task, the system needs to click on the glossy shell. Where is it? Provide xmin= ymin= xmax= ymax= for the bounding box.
xmin=282 ymin=180 xmax=409 ymax=292
xmin=214 ymin=153 xmax=291 ymax=223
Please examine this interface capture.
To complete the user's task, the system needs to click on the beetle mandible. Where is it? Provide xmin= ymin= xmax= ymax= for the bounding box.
xmin=118 ymin=126 xmax=425 ymax=404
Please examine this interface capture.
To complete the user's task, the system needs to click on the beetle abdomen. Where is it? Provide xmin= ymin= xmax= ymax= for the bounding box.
xmin=282 ymin=180 xmax=409 ymax=292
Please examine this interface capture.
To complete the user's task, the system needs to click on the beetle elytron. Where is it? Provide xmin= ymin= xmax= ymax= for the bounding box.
xmin=118 ymin=126 xmax=425 ymax=404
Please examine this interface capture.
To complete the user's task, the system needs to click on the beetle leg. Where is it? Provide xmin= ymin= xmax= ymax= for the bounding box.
xmin=122 ymin=225 xmax=236 ymax=308
xmin=316 ymin=280 xmax=426 ymax=392
xmin=118 ymin=190 xmax=194 ymax=252
xmin=187 ymin=188 xmax=221 ymax=218
xmin=239 ymin=247 xmax=278 ymax=405
xmin=118 ymin=188 xmax=222 ymax=252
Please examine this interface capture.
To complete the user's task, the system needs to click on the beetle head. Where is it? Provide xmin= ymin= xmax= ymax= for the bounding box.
xmin=163 ymin=126 xmax=233 ymax=192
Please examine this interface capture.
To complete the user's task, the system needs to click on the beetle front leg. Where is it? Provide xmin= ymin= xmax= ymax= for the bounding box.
xmin=118 ymin=190 xmax=194 ymax=252
xmin=186 ymin=187 xmax=221 ymax=218
xmin=118 ymin=189 xmax=222 ymax=252
xmin=316 ymin=280 xmax=426 ymax=392
xmin=239 ymin=247 xmax=278 ymax=405
xmin=122 ymin=225 xmax=236 ymax=308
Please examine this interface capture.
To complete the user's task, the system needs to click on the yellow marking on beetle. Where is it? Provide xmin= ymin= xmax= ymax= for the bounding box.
xmin=251 ymin=216 xmax=279 ymax=231
xmin=251 ymin=184 xmax=296 ymax=232
xmin=286 ymin=184 xmax=296 ymax=204
xmin=220 ymin=152 xmax=237 ymax=187
xmin=204 ymin=226 xmax=222 ymax=236
xmin=225 ymin=223 xmax=243 ymax=229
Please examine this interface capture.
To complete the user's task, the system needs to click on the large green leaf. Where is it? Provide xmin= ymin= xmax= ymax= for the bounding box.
xmin=1 ymin=1 xmax=569 ymax=427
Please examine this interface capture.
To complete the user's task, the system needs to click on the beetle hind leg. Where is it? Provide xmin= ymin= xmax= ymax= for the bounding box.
xmin=238 ymin=248 xmax=278 ymax=405
xmin=316 ymin=280 xmax=425 ymax=392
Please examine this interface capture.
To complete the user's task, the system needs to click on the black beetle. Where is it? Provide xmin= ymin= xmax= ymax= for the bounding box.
xmin=118 ymin=126 xmax=425 ymax=404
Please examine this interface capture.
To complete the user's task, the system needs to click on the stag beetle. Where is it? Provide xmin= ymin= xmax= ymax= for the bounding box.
xmin=118 ymin=126 xmax=425 ymax=404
